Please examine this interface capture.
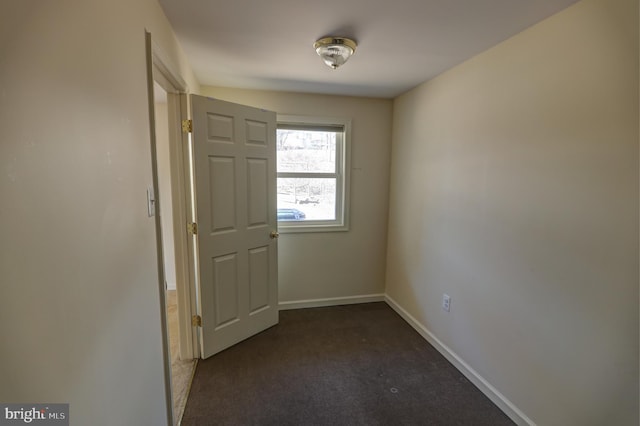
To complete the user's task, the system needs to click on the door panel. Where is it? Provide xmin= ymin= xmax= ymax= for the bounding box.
xmin=248 ymin=246 xmax=270 ymax=312
xmin=212 ymin=253 xmax=239 ymax=328
xmin=247 ymin=158 xmax=268 ymax=227
xmin=207 ymin=113 xmax=234 ymax=141
xmin=191 ymin=95 xmax=278 ymax=358
xmin=245 ymin=120 xmax=268 ymax=146
xmin=210 ymin=157 xmax=236 ymax=233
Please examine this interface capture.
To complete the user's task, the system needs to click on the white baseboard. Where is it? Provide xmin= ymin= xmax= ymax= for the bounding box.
xmin=384 ymin=294 xmax=536 ymax=426
xmin=279 ymin=294 xmax=385 ymax=310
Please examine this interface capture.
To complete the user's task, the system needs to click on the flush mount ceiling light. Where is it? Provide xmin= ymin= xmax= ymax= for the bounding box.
xmin=313 ymin=37 xmax=357 ymax=69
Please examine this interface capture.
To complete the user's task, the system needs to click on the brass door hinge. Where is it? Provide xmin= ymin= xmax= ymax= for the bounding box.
xmin=192 ymin=315 xmax=202 ymax=327
xmin=181 ymin=119 xmax=192 ymax=133
xmin=187 ymin=222 xmax=198 ymax=235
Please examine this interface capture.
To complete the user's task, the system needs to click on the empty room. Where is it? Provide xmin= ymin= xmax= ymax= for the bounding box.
xmin=0 ymin=0 xmax=637 ymax=425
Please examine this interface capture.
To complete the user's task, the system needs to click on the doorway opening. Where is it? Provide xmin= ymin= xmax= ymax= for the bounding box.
xmin=153 ymin=81 xmax=196 ymax=423
xmin=146 ymin=32 xmax=200 ymax=425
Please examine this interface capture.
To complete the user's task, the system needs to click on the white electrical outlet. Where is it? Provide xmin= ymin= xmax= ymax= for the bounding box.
xmin=442 ymin=294 xmax=451 ymax=312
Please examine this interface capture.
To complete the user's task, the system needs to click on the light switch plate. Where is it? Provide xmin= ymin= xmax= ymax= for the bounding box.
xmin=147 ymin=187 xmax=156 ymax=217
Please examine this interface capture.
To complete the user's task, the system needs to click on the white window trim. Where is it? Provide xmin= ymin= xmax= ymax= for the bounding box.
xmin=276 ymin=114 xmax=351 ymax=233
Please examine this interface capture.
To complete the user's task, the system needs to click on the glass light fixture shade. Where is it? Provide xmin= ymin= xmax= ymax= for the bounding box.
xmin=314 ymin=37 xmax=357 ymax=69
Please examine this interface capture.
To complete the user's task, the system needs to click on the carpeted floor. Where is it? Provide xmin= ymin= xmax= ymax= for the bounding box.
xmin=181 ymin=302 xmax=515 ymax=426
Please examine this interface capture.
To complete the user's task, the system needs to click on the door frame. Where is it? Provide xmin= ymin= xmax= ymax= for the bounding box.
xmin=145 ymin=31 xmax=199 ymax=425
xmin=150 ymin=45 xmax=199 ymax=361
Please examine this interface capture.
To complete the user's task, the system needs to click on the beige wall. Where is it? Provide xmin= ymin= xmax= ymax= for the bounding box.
xmin=200 ymin=87 xmax=393 ymax=303
xmin=386 ymin=0 xmax=639 ymax=424
xmin=0 ymin=1 xmax=198 ymax=425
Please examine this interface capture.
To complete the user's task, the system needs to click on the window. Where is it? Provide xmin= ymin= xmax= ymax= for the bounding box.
xmin=276 ymin=115 xmax=350 ymax=232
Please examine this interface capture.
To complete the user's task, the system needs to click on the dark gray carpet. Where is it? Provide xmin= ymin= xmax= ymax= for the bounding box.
xmin=181 ymin=302 xmax=515 ymax=426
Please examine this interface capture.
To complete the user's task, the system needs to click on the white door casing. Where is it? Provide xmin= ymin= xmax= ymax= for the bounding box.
xmin=191 ymin=95 xmax=279 ymax=358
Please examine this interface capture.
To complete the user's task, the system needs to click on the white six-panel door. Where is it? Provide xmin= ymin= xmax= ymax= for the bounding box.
xmin=191 ymin=95 xmax=278 ymax=358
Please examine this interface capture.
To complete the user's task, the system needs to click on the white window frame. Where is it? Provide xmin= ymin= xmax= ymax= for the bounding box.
xmin=276 ymin=114 xmax=351 ymax=233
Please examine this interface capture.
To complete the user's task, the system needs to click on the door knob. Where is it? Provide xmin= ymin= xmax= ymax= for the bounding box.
xmin=270 ymin=231 xmax=280 ymax=239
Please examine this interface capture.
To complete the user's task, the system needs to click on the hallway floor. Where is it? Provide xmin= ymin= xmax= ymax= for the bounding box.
xmin=167 ymin=290 xmax=196 ymax=425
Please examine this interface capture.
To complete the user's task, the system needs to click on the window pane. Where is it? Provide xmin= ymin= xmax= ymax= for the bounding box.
xmin=277 ymin=129 xmax=336 ymax=173
xmin=277 ymin=178 xmax=336 ymax=221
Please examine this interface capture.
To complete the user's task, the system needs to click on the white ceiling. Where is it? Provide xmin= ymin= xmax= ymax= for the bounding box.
xmin=158 ymin=0 xmax=579 ymax=99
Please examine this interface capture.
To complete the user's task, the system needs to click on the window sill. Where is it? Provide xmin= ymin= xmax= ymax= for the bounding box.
xmin=277 ymin=222 xmax=349 ymax=233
